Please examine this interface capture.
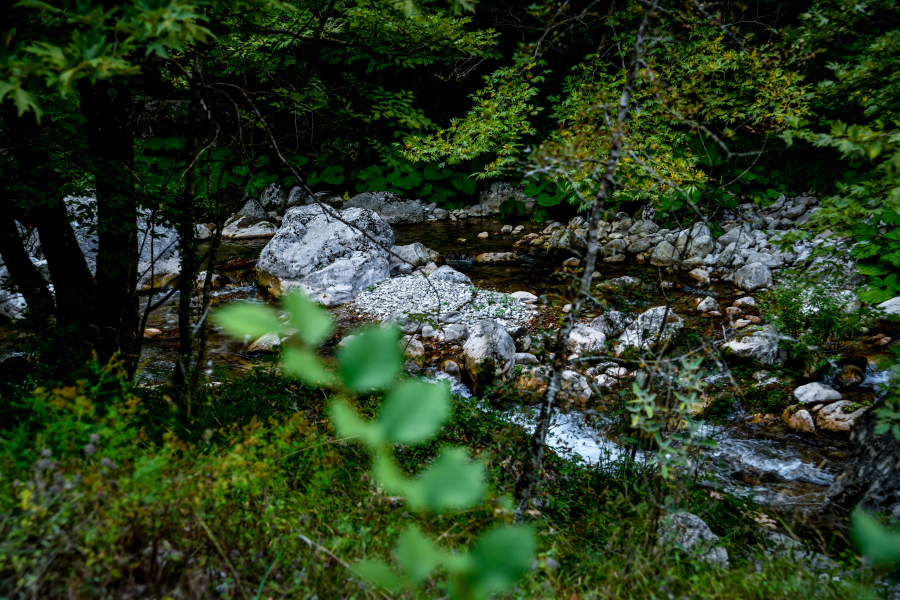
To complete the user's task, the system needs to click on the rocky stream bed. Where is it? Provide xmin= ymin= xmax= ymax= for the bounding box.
xmin=132 ymin=212 xmax=893 ymax=527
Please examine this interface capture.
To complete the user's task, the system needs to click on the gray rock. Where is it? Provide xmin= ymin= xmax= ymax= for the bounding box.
xmin=590 ymin=310 xmax=632 ymax=337
xmin=658 ymin=513 xmax=729 ymax=567
xmin=630 ymin=219 xmax=660 ymax=236
xmin=560 ymin=370 xmax=592 ymax=401
xmin=783 ymin=408 xmax=816 ymax=433
xmin=286 ymin=186 xmax=312 ymax=208
xmin=718 ymin=225 xmax=753 ymax=248
xmin=687 ymin=235 xmax=715 ymax=259
xmin=696 ymin=296 xmax=719 ymax=313
xmin=549 ymin=228 xmax=588 ymax=255
xmin=733 ymin=262 xmax=772 ymax=291
xmin=601 ymin=239 xmax=628 ymax=258
xmin=259 ymin=183 xmax=287 ymax=211
xmin=478 ymin=182 xmax=535 ymax=214
xmin=650 ymin=241 xmax=681 ymax=266
xmin=221 ymin=217 xmax=278 ymax=239
xmin=734 ymin=296 xmax=756 ymax=308
xmin=511 ymin=291 xmax=538 ymax=303
xmin=515 ymin=352 xmax=539 ymax=365
xmin=824 ymin=400 xmax=900 ymax=519
xmin=567 ymin=323 xmax=607 ymax=355
xmin=722 ymin=327 xmax=785 ymax=366
xmin=716 ymin=242 xmax=738 ymax=267
xmin=430 ymin=265 xmax=472 ymax=286
xmin=617 ymin=306 xmax=683 ymax=352
xmin=195 ymin=223 xmax=212 ymax=240
xmin=816 ymin=401 xmax=869 ymax=433
xmin=256 ymin=204 xmax=394 ymax=305
xmin=444 ymin=323 xmax=470 ymax=343
xmin=237 ymin=198 xmax=268 ymax=222
xmin=793 ymin=382 xmax=842 ymax=405
xmin=390 ymin=242 xmax=431 ymax=273
xmin=463 ymin=319 xmax=517 ymax=387
xmin=387 ymin=312 xmax=422 ymax=335
xmin=674 ymin=223 xmax=711 ymax=254
xmin=432 ymin=208 xmax=449 ymax=220
xmin=343 ymin=191 xmax=426 ymax=224
xmin=877 ymin=296 xmax=900 ymax=316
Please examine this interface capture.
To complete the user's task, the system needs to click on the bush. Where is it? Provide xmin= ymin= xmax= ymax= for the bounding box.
xmin=758 ymin=275 xmax=869 ymax=370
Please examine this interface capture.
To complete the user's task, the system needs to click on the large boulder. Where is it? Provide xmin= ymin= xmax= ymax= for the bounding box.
xmin=718 ymin=225 xmax=753 ymax=248
xmin=617 ymin=306 xmax=683 ymax=352
xmin=590 ymin=310 xmax=632 ymax=337
xmin=658 ymin=513 xmax=729 ymax=567
xmin=674 ymin=223 xmax=711 ymax=254
xmin=877 ymin=296 xmax=900 ymax=317
xmin=236 ymin=197 xmax=268 ymax=221
xmin=463 ymin=319 xmax=517 ymax=388
xmin=793 ymin=382 xmax=842 ymax=405
xmin=722 ymin=326 xmax=785 ymax=366
xmin=816 ymin=401 xmax=870 ymax=434
xmin=650 ymin=241 xmax=681 ymax=266
xmin=256 ymin=205 xmax=394 ymax=305
xmin=733 ymin=262 xmax=772 ymax=291
xmin=477 ymin=182 xmax=535 ymax=214
xmin=343 ymin=191 xmax=426 ymax=225
xmin=825 ymin=400 xmax=900 ymax=519
xmin=259 ymin=183 xmax=287 ymax=211
xmin=430 ymin=265 xmax=472 ymax=286
xmin=782 ymin=407 xmax=816 ymax=434
xmin=567 ymin=323 xmax=607 ymax=355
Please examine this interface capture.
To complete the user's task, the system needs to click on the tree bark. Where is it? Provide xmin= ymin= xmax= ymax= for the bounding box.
xmin=174 ymin=51 xmax=204 ymax=391
xmin=78 ymin=79 xmax=140 ymax=374
xmin=0 ymin=204 xmax=55 ymax=321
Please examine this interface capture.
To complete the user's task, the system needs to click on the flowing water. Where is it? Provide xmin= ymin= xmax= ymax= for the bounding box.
xmin=134 ymin=216 xmax=886 ymax=518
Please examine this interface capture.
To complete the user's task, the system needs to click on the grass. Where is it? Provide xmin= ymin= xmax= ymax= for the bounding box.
xmin=0 ymin=363 xmax=887 ymax=599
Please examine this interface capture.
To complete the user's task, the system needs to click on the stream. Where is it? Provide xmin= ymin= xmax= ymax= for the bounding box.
xmin=136 ymin=216 xmax=887 ymax=520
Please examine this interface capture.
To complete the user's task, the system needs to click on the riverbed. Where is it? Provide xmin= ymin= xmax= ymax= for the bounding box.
xmin=135 ymin=215 xmax=886 ymax=524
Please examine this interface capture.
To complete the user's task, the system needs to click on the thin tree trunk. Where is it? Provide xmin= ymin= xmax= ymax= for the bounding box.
xmin=174 ymin=50 xmax=204 ymax=392
xmin=78 ymin=79 xmax=140 ymax=374
xmin=514 ymin=0 xmax=658 ymax=520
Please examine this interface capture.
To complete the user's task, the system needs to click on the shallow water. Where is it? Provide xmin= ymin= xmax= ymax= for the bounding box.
xmin=135 ymin=216 xmax=878 ymax=516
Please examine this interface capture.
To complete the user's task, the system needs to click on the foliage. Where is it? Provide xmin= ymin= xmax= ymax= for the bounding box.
xmin=780 ymin=0 xmax=900 ymax=303
xmin=851 ymin=510 xmax=900 ymax=566
xmin=758 ymin=274 xmax=869 ymax=368
xmin=214 ymin=290 xmax=535 ymax=598
xmin=626 ymin=357 xmax=715 ymax=481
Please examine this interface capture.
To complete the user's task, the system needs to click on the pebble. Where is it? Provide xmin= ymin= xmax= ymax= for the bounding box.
xmin=477 ymin=231 xmax=489 ymax=239
xmin=351 ymin=276 xmax=534 ymax=330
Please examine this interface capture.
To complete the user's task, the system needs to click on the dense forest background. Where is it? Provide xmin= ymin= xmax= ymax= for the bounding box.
xmin=2 ymin=0 xmax=900 ymax=597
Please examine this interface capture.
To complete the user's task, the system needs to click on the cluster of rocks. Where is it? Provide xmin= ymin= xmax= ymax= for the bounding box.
xmin=506 ymin=195 xmax=852 ymax=293
xmin=781 ymin=382 xmax=870 ymax=435
xmin=350 ymin=271 xmax=537 ymax=331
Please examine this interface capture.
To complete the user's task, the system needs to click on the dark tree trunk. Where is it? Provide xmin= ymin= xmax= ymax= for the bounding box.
xmin=0 ymin=204 xmax=55 ymax=321
xmin=78 ymin=79 xmax=140 ymax=374
xmin=1 ymin=103 xmax=96 ymax=341
xmin=173 ymin=51 xmax=204 ymax=391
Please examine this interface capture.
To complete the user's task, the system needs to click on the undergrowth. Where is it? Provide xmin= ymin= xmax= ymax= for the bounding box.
xmin=0 ymin=363 xmax=882 ymax=599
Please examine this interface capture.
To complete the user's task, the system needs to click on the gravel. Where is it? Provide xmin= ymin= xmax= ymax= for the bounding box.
xmin=351 ymin=274 xmax=537 ymax=329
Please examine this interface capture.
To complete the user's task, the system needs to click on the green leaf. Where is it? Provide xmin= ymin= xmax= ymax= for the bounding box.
xmin=465 ymin=526 xmax=535 ymax=598
xmin=329 ymin=400 xmax=382 ymax=446
xmin=338 ymin=326 xmax=402 ymax=392
xmin=355 ymin=560 xmax=400 ymax=591
xmin=377 ymin=380 xmax=449 ymax=444
xmin=283 ymin=291 xmax=333 ymax=345
xmin=282 ymin=347 xmax=335 ymax=386
xmin=424 ymin=163 xmax=452 ymax=180
xmin=387 ymin=169 xmax=424 ymax=190
xmin=851 ymin=510 xmax=900 ymax=566
xmin=213 ymin=303 xmax=282 ymax=338
xmin=396 ymin=527 xmax=442 ymax=583
xmin=450 ymin=173 xmax=476 ymax=194
xmin=406 ymin=448 xmax=485 ymax=511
